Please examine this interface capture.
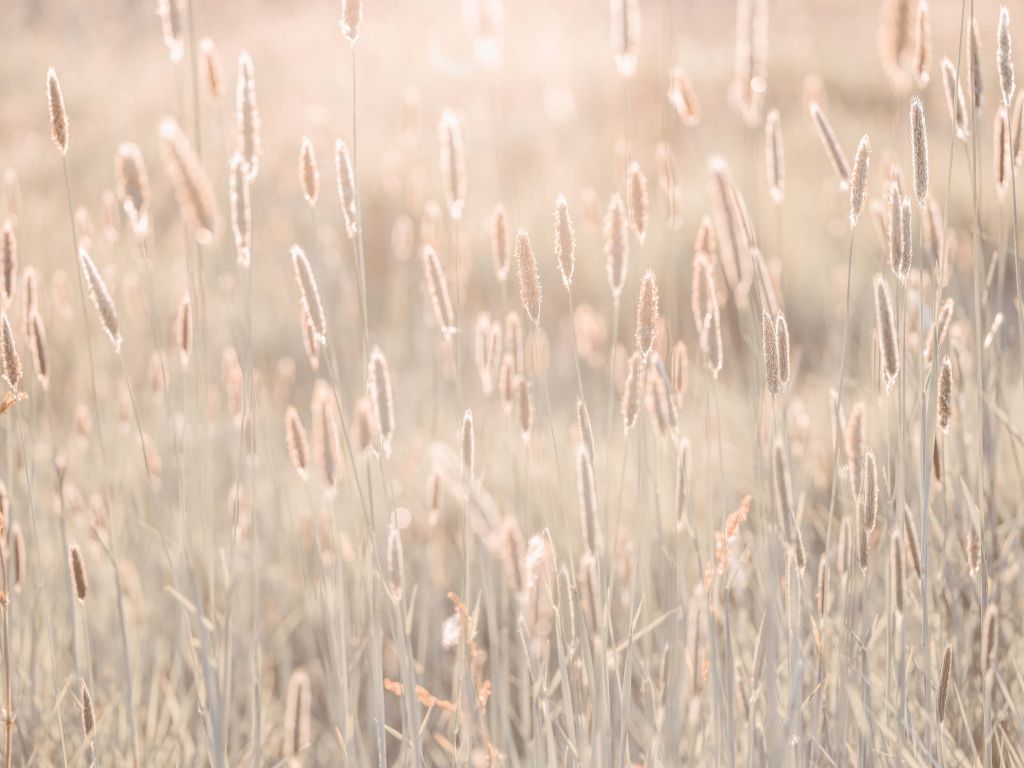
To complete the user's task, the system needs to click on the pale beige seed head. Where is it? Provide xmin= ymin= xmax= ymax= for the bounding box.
xmin=970 ymin=18 xmax=984 ymax=110
xmin=702 ymin=304 xmax=723 ymax=379
xmin=491 ymin=204 xmax=511 ymax=281
xmin=604 ymin=194 xmax=629 ymax=299
xmin=937 ymin=354 xmax=953 ymax=432
xmin=577 ymin=398 xmax=595 ymax=463
xmin=200 ymin=38 xmax=224 ymax=99
xmin=352 ymin=395 xmax=375 ymax=455
xmin=460 ymin=409 xmax=475 ymax=479
xmin=762 ymin=310 xmax=781 ymax=396
xmin=175 ymin=293 xmax=192 ymax=369
xmin=299 ymin=137 xmax=320 ymax=206
xmin=79 ymin=248 xmax=122 ymax=353
xmin=505 ymin=312 xmax=524 ymax=375
xmin=439 ymin=110 xmax=467 ymax=220
xmin=995 ymin=107 xmax=1010 ymax=199
xmin=775 ymin=313 xmax=790 ymax=386
xmin=69 ymin=543 xmax=88 ymax=602
xmin=576 ymin=443 xmax=598 ymax=552
xmin=115 ymin=142 xmax=151 ymax=236
xmin=311 ymin=382 xmax=342 ymax=495
xmin=0 ymin=314 xmax=20 ymax=391
xmin=879 ymin=0 xmax=912 ymax=86
xmin=515 ymin=228 xmax=542 ymax=326
xmin=236 ymin=52 xmax=261 ymax=180
xmin=1 ymin=222 xmax=16 ymax=308
xmin=837 ymin=515 xmax=851 ymax=577
xmin=707 ymin=158 xmax=750 ymax=292
xmin=765 ymin=109 xmax=785 ymax=204
xmin=229 ymin=155 xmax=252 ymax=265
xmin=913 ymin=0 xmax=931 ymax=86
xmin=937 ymin=641 xmax=953 ymax=722
xmin=80 ymin=678 xmax=95 ymax=738
xmin=925 ymin=297 xmax=954 ymax=363
xmin=291 ymin=245 xmax=326 ymax=344
xmin=899 ymin=196 xmax=913 ymax=278
xmin=635 ymin=270 xmax=659 ymax=359
xmin=515 ymin=376 xmax=533 ymax=441
xmin=161 ymin=117 xmax=218 ymax=244
xmin=849 ymin=135 xmax=871 ymax=228
xmin=158 ymin=0 xmax=185 ymax=62
xmin=387 ymin=524 xmax=404 ymax=600
xmin=809 ymin=101 xmax=850 ymax=188
xmin=28 ymin=310 xmax=48 ymax=390
xmin=887 ymin=182 xmax=903 ymax=276
xmin=47 ymin=68 xmax=69 ymax=154
xmin=860 ymin=450 xmax=879 ymax=530
xmin=340 ymin=0 xmax=363 ymax=43
xmin=845 ymin=402 xmax=866 ymax=493
xmin=874 ymin=274 xmax=899 ymax=390
xmin=910 ymin=96 xmax=929 ymax=206
xmin=422 ymin=245 xmax=455 ymax=337
xmin=981 ymin=604 xmax=999 ymax=675
xmin=627 ymin=161 xmax=649 ymax=243
xmin=554 ymin=194 xmax=576 ymax=288
xmin=334 ymin=139 xmax=359 ymax=238
xmin=368 ymin=347 xmax=395 ymax=451
xmin=610 ymin=0 xmax=641 ymax=78
xmin=284 ymin=406 xmax=310 ymax=479
xmin=621 ymin=351 xmax=644 ymax=432
xmin=941 ymin=58 xmax=969 ymax=141
xmin=731 ymin=0 xmax=767 ymax=125
xmin=675 ymin=438 xmax=691 ymax=521
xmin=772 ymin=442 xmax=794 ymax=530
xmin=670 ymin=340 xmax=688 ymax=405
xmin=667 ymin=66 xmax=701 ymax=126
xmin=998 ymin=7 xmax=1015 ymax=106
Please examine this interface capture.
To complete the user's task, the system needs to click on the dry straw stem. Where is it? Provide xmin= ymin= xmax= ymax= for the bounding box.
xmin=490 ymin=204 xmax=511 ymax=281
xmin=809 ymin=101 xmax=850 ymax=188
xmin=515 ymin=228 xmax=542 ymax=326
xmin=998 ymin=7 xmax=1015 ymax=107
xmin=299 ymin=137 xmax=320 ymax=206
xmin=621 ymin=351 xmax=644 ymax=431
xmin=554 ymin=195 xmax=576 ymax=288
xmin=340 ymin=0 xmax=363 ymax=43
xmin=335 ymin=140 xmax=359 ymax=238
xmin=236 ymin=52 xmax=261 ymax=180
xmin=635 ymin=270 xmax=659 ymax=359
xmin=910 ymin=96 xmax=928 ymax=206
xmin=913 ymin=0 xmax=931 ymax=86
xmin=368 ymin=346 xmax=395 ymax=450
xmin=79 ymin=248 xmax=122 ymax=353
xmin=762 ymin=311 xmax=781 ymax=396
xmin=1012 ymin=94 xmax=1024 ymax=166
xmin=772 ymin=442 xmax=794 ymax=528
xmin=627 ymin=161 xmax=649 ymax=243
xmin=285 ymin=406 xmax=310 ymax=479
xmin=668 ymin=67 xmax=701 ymax=126
xmin=874 ymin=274 xmax=899 ymax=390
xmin=981 ymin=604 xmax=999 ymax=675
xmin=610 ymin=0 xmax=641 ymax=78
xmin=282 ymin=669 xmax=311 ymax=758
xmin=438 ymin=110 xmax=466 ymax=220
xmin=291 ymin=245 xmax=326 ymax=344
xmin=115 ymin=142 xmax=150 ymax=235
xmin=161 ymin=117 xmax=218 ymax=244
xmin=422 ymin=245 xmax=455 ymax=336
xmin=69 ymin=544 xmax=88 ymax=602
xmin=47 ymin=68 xmax=68 ymax=155
xmin=576 ymin=444 xmax=598 ymax=553
xmin=604 ymin=194 xmax=629 ymax=299
xmin=765 ymin=109 xmax=784 ymax=203
xmin=230 ymin=155 xmax=252 ymax=265
xmin=849 ymin=135 xmax=871 ymax=227
xmin=200 ymin=38 xmax=224 ymax=98
xmin=890 ymin=533 xmax=904 ymax=614
xmin=937 ymin=355 xmax=953 ymax=432
xmin=941 ymin=58 xmax=969 ymax=141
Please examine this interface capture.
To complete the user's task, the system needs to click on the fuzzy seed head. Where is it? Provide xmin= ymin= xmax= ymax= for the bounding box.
xmin=47 ymin=69 xmax=69 ymax=154
xmin=849 ymin=135 xmax=871 ymax=227
xmin=491 ymin=204 xmax=511 ymax=281
xmin=79 ymin=249 xmax=122 ymax=353
xmin=299 ymin=137 xmax=320 ymax=206
xmin=236 ymin=52 xmax=261 ymax=180
xmin=554 ymin=194 xmax=576 ymax=288
xmin=910 ymin=96 xmax=929 ymax=206
xmin=515 ymin=228 xmax=542 ymax=326
xmin=604 ymin=194 xmax=629 ymax=299
xmin=635 ymin=270 xmax=659 ymax=359
xmin=439 ymin=110 xmax=467 ymax=220
xmin=874 ymin=274 xmax=899 ymax=390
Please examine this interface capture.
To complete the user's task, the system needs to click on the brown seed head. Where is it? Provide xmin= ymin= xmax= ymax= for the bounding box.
xmin=635 ymin=270 xmax=659 ymax=359
xmin=69 ymin=543 xmax=88 ymax=602
xmin=47 ymin=69 xmax=69 ymax=154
